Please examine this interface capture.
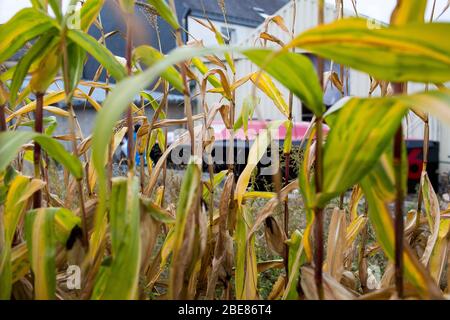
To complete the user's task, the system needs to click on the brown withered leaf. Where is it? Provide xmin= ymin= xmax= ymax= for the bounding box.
xmin=140 ymin=211 xmax=161 ymax=272
xmin=264 ymin=216 xmax=287 ymax=257
xmin=247 ymin=180 xmax=298 ymax=241
xmin=259 ymin=32 xmax=285 ymax=47
xmin=300 ymin=266 xmax=356 ymax=300
xmin=205 ymin=172 xmax=235 ymax=298
xmin=324 ymin=208 xmax=347 ymax=282
xmin=262 ymin=15 xmax=290 ymax=34
xmin=257 ymin=260 xmax=284 ymax=273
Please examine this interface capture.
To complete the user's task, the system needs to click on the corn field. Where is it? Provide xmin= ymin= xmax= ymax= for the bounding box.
xmin=1 ymin=0 xmax=450 ymax=301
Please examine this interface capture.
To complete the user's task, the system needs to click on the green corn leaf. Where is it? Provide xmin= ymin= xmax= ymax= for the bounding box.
xmin=29 ymin=45 xmax=61 ymax=94
xmin=0 ymin=66 xmax=15 ymax=82
xmin=202 ymin=170 xmax=228 ymax=203
xmin=318 ymin=89 xmax=450 ymax=206
xmin=233 ymin=96 xmax=259 ymax=136
xmin=10 ymin=208 xmax=80 ymax=291
xmin=91 ymin=46 xmax=226 ymax=222
xmin=235 ymin=205 xmax=259 ymax=300
xmin=191 ymin=57 xmax=222 ymax=88
xmin=140 ymin=197 xmax=176 ymax=224
xmin=134 ymin=45 xmax=184 ymax=92
xmin=361 ymin=153 xmax=442 ymax=299
xmin=297 ymin=127 xmax=315 ymax=262
xmin=283 ymin=120 xmax=293 ymax=154
xmin=0 ymin=131 xmax=83 ymax=179
xmin=10 ymin=35 xmax=58 ymax=105
xmin=429 ymin=219 xmax=450 ymax=284
xmin=243 ymin=49 xmax=324 ymax=116
xmin=318 ymin=97 xmax=408 ymax=206
xmin=53 ymin=208 xmax=81 ymax=244
xmin=147 ymin=0 xmax=180 ymax=30
xmin=289 ymin=18 xmax=450 ymax=83
xmin=30 ymin=0 xmax=45 ymax=9
xmin=66 ymin=41 xmax=87 ymax=94
xmin=235 ymin=121 xmax=283 ymax=207
xmin=91 ymin=176 xmax=141 ymax=299
xmin=25 ymin=208 xmax=57 ymax=300
xmin=0 ymin=8 xmax=58 ymax=63
xmin=0 ymin=166 xmax=16 ymax=205
xmin=0 ymin=176 xmax=45 ymax=299
xmin=284 ymin=230 xmax=307 ymax=300
xmin=67 ymin=29 xmax=127 ymax=81
xmin=168 ymin=159 xmax=202 ymax=299
xmin=49 ymin=0 xmax=63 ymax=21
xmin=390 ymin=0 xmax=427 ymax=25
xmin=79 ymin=0 xmax=105 ymax=32
xmin=250 ymin=72 xmax=289 ymax=117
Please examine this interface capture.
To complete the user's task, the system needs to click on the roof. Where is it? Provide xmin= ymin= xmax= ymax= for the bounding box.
xmin=2 ymin=0 xmax=289 ymax=81
xmin=177 ymin=0 xmax=289 ymax=27
xmin=84 ymin=0 xmax=289 ymax=81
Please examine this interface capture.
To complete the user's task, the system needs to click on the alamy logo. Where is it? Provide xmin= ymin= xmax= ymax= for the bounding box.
xmin=66 ymin=265 xmax=81 ymax=290
xmin=66 ymin=5 xmax=81 ymax=30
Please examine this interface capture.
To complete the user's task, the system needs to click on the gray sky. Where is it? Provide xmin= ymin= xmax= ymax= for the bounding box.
xmin=333 ymin=0 xmax=450 ymax=22
xmin=1 ymin=0 xmax=449 ymax=23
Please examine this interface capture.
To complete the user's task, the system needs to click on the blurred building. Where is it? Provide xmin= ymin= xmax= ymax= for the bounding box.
xmin=197 ymin=0 xmax=450 ymax=176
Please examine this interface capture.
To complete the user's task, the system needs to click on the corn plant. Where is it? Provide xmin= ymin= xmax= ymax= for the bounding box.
xmin=0 ymin=0 xmax=450 ymax=300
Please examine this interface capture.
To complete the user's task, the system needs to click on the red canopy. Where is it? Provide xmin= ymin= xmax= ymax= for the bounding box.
xmin=211 ymin=120 xmax=329 ymax=142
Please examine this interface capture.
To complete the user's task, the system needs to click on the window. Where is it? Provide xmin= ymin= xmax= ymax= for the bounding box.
xmin=220 ymin=27 xmax=236 ymax=44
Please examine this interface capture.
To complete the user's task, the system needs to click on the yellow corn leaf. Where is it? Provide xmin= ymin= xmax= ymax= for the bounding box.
xmin=288 ymin=18 xmax=450 ymax=83
xmin=235 ymin=121 xmax=283 ymax=206
xmin=250 ymin=72 xmax=289 ymax=117
xmin=390 ymin=0 xmax=427 ymax=25
xmin=25 ymin=208 xmax=57 ymax=300
xmin=361 ymin=157 xmax=442 ymax=299
xmin=0 ymin=176 xmax=45 ymax=299
xmin=6 ymin=91 xmax=66 ymax=122
xmin=235 ymin=205 xmax=259 ymax=300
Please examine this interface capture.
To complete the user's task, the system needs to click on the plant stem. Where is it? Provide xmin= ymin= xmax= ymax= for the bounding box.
xmin=0 ymin=103 xmax=6 ymax=132
xmin=169 ymin=0 xmax=195 ymax=157
xmin=126 ymin=12 xmax=135 ymax=172
xmin=394 ymin=125 xmax=404 ymax=299
xmin=416 ymin=116 xmax=429 ymax=229
xmin=394 ymin=81 xmax=408 ymax=299
xmin=314 ymin=117 xmax=324 ymax=300
xmin=33 ymin=92 xmax=44 ymax=209
xmin=61 ymin=31 xmax=89 ymax=248
xmin=283 ymin=151 xmax=290 ymax=279
xmin=313 ymin=0 xmax=325 ymax=301
xmin=359 ymin=200 xmax=369 ymax=293
xmin=283 ymin=0 xmax=297 ymax=283
xmin=0 ymin=81 xmax=7 ymax=131
xmin=393 ymin=83 xmax=405 ymax=299
xmin=317 ymin=0 xmax=325 ymax=89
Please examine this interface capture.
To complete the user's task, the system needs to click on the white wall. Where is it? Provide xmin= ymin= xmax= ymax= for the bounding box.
xmin=197 ymin=0 xmax=450 ymax=174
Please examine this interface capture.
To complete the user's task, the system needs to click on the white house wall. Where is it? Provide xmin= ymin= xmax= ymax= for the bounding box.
xmin=196 ymin=0 xmax=450 ymax=174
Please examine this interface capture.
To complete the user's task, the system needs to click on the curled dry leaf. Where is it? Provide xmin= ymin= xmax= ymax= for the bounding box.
xmin=324 ymin=207 xmax=347 ymax=282
xmin=300 ymin=266 xmax=356 ymax=300
xmin=264 ymin=216 xmax=287 ymax=257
